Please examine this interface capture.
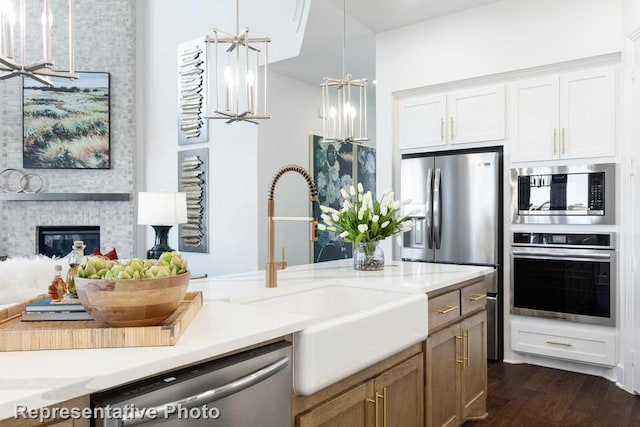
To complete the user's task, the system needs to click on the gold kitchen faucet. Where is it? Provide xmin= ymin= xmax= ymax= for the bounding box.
xmin=266 ymin=165 xmax=319 ymax=288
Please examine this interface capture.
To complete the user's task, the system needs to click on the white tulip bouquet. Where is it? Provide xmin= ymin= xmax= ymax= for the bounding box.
xmin=318 ymin=183 xmax=414 ymax=248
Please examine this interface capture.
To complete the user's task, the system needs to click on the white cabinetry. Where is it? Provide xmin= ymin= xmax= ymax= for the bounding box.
xmin=511 ymin=316 xmax=617 ymax=366
xmin=398 ymin=95 xmax=447 ymax=150
xmin=448 ymin=86 xmax=505 ymax=144
xmin=398 ymin=86 xmax=505 ymax=151
xmin=510 ymin=67 xmax=616 ymax=162
xmin=510 ymin=77 xmax=559 ymax=162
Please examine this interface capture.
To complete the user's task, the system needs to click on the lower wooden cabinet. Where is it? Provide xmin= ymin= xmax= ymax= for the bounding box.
xmin=296 ymin=353 xmax=424 ymax=427
xmin=373 ymin=353 xmax=424 ymax=427
xmin=461 ymin=312 xmax=487 ymax=420
xmin=426 ymin=311 xmax=487 ymax=427
xmin=297 ymin=383 xmax=370 ymax=427
xmin=425 ymin=323 xmax=460 ymax=427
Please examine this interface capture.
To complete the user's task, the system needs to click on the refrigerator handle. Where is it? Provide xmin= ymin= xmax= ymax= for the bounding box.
xmin=433 ymin=168 xmax=442 ymax=249
xmin=426 ymin=168 xmax=434 ymax=249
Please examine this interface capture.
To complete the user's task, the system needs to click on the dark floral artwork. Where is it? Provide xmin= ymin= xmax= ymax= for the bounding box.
xmin=311 ymin=135 xmax=377 ymax=263
xmin=311 ymin=135 xmax=354 ymax=263
xmin=23 ymin=72 xmax=110 ymax=169
xmin=356 ymin=145 xmax=376 ymax=199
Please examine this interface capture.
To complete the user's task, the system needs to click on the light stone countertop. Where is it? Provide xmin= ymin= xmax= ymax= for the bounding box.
xmin=0 ymin=259 xmax=493 ymax=421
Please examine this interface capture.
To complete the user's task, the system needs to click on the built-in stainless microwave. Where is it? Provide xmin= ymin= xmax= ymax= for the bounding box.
xmin=511 ymin=163 xmax=615 ymax=225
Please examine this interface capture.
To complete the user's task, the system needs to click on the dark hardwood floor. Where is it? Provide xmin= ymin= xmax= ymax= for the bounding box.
xmin=463 ymin=362 xmax=640 ymax=427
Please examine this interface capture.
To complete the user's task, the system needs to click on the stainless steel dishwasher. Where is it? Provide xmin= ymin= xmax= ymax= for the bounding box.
xmin=91 ymin=341 xmax=292 ymax=426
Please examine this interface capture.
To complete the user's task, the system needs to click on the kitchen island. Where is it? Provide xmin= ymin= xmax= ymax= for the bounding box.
xmin=0 ymin=260 xmax=493 ymax=425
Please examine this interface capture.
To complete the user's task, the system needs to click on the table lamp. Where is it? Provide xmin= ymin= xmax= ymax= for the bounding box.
xmin=138 ymin=192 xmax=188 ymax=259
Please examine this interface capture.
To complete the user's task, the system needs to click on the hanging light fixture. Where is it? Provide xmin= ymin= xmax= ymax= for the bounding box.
xmin=321 ymin=0 xmax=368 ymax=144
xmin=0 ymin=0 xmax=77 ymax=86
xmin=204 ymin=0 xmax=270 ymax=124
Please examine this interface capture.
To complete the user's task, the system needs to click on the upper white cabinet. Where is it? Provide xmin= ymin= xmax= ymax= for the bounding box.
xmin=448 ymin=86 xmax=506 ymax=144
xmin=510 ymin=77 xmax=559 ymax=162
xmin=510 ymin=67 xmax=616 ymax=162
xmin=398 ymin=86 xmax=505 ymax=151
xmin=398 ymin=94 xmax=447 ymax=150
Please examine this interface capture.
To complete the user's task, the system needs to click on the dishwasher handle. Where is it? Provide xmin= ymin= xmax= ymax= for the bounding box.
xmin=119 ymin=356 xmax=290 ymax=427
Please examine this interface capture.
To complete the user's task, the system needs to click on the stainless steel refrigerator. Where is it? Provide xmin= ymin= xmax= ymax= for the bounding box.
xmin=401 ymin=148 xmax=503 ymax=360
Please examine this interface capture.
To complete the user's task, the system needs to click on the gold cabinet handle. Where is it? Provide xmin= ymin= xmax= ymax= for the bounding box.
xmin=450 ymin=117 xmax=455 ymax=139
xmin=382 ymin=387 xmax=387 ymax=427
xmin=456 ymin=335 xmax=464 ymax=364
xmin=367 ymin=398 xmax=379 ymax=427
xmin=561 ymin=128 xmax=566 ymax=154
xmin=441 ymin=118 xmax=444 ymax=141
xmin=465 ymin=330 xmax=470 ymax=368
xmin=547 ymin=340 xmax=572 ymax=347
xmin=553 ymin=128 xmax=557 ymax=155
xmin=468 ymin=294 xmax=486 ymax=301
xmin=436 ymin=305 xmax=458 ymax=314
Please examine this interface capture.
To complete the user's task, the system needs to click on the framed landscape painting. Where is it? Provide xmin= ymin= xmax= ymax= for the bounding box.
xmin=23 ymin=72 xmax=110 ymax=169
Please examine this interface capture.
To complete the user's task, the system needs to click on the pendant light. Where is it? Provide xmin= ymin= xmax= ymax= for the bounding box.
xmin=204 ymin=0 xmax=270 ymax=124
xmin=321 ymin=0 xmax=368 ymax=143
xmin=0 ymin=0 xmax=77 ymax=86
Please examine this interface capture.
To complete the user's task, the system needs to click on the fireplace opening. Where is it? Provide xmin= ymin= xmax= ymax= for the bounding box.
xmin=37 ymin=226 xmax=100 ymax=258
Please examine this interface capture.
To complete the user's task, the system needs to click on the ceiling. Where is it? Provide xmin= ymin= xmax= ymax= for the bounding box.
xmin=270 ymin=0 xmax=499 ymax=89
xmin=326 ymin=0 xmax=500 ymax=33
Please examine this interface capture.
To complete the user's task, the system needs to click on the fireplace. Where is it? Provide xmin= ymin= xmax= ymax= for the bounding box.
xmin=37 ymin=226 xmax=100 ymax=258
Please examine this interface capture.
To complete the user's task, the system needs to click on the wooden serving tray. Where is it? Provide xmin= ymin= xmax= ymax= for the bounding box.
xmin=0 ymin=291 xmax=203 ymax=351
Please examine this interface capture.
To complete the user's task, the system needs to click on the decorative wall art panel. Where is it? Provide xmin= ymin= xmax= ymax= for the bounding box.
xmin=177 ymin=39 xmax=209 ymax=145
xmin=178 ymin=148 xmax=209 ymax=253
xmin=310 ymin=135 xmax=377 ymax=263
xmin=310 ymin=134 xmax=353 ymax=263
xmin=23 ymin=72 xmax=110 ymax=169
xmin=356 ymin=144 xmax=377 ymax=199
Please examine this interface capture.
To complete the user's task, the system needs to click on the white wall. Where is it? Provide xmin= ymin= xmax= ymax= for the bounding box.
xmin=139 ymin=0 xmax=309 ymax=275
xmin=257 ymin=71 xmax=324 ymax=268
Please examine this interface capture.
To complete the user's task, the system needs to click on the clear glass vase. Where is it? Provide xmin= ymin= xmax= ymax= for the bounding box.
xmin=353 ymin=241 xmax=384 ymax=271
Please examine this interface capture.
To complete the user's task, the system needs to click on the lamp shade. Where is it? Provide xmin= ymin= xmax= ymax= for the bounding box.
xmin=137 ymin=192 xmax=188 ymax=225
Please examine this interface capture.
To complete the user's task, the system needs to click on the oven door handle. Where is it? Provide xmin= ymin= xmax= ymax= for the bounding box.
xmin=118 ymin=356 xmax=290 ymax=427
xmin=512 ymin=250 xmax=611 ymax=262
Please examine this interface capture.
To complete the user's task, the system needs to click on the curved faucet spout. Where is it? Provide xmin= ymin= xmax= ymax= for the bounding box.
xmin=267 ymin=164 xmax=319 ymax=288
xmin=268 ymin=164 xmax=318 ymax=202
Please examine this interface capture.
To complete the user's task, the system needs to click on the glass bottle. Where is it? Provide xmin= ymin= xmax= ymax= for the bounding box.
xmin=48 ymin=265 xmax=67 ymax=301
xmin=66 ymin=240 xmax=85 ymax=298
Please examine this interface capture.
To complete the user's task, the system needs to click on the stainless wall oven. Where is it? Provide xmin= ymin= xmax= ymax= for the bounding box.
xmin=511 ymin=232 xmax=615 ymax=326
xmin=511 ymin=163 xmax=615 ymax=225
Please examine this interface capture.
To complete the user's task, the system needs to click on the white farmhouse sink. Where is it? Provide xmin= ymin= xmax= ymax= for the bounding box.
xmin=245 ymin=285 xmax=428 ymax=395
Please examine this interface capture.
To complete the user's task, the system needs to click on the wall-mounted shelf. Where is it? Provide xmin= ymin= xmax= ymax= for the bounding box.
xmin=0 ymin=193 xmax=131 ymax=201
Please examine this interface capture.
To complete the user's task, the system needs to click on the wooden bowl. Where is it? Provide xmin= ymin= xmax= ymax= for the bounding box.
xmin=75 ymin=272 xmax=190 ymax=327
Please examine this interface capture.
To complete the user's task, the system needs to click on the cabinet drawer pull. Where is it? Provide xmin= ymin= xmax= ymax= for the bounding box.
xmin=382 ymin=387 xmax=387 ymax=427
xmin=436 ymin=305 xmax=458 ymax=314
xmin=441 ymin=118 xmax=444 ymax=141
xmin=468 ymin=294 xmax=486 ymax=301
xmin=547 ymin=340 xmax=572 ymax=347
xmin=456 ymin=335 xmax=464 ymax=364
xmin=553 ymin=128 xmax=557 ymax=155
xmin=465 ymin=330 xmax=470 ymax=368
xmin=368 ymin=397 xmax=379 ymax=427
xmin=561 ymin=128 xmax=566 ymax=154
xmin=450 ymin=117 xmax=455 ymax=139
